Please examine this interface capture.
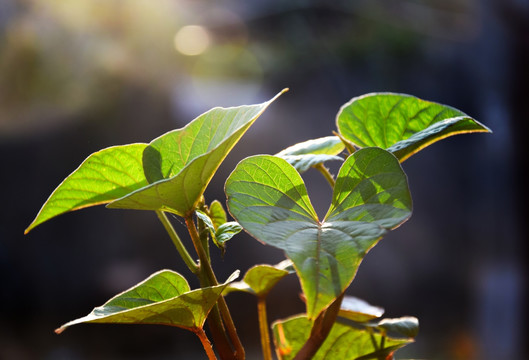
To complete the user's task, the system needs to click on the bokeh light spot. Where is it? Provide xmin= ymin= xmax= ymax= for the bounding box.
xmin=174 ymin=25 xmax=210 ymax=56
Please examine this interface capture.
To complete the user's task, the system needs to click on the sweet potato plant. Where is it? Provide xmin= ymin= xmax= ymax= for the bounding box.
xmin=25 ymin=89 xmax=490 ymax=359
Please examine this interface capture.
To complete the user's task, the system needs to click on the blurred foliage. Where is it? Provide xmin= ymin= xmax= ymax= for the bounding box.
xmin=0 ymin=0 xmax=480 ymax=138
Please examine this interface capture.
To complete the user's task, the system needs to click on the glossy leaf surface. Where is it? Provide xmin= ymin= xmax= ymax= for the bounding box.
xmin=272 ymin=315 xmax=413 ymax=360
xmin=225 ymin=148 xmax=411 ymax=318
xmin=336 ymin=93 xmax=491 ymax=161
xmin=107 ymin=90 xmax=287 ymax=216
xmin=276 ymin=136 xmax=344 ymax=173
xmin=56 ymin=270 xmax=239 ymax=333
xmin=26 ymin=144 xmax=149 ymax=233
xmin=377 ymin=316 xmax=419 ymax=338
xmin=338 ymin=296 xmax=384 ymax=323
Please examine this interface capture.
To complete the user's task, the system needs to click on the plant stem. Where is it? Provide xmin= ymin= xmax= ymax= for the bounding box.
xmin=293 ymin=293 xmax=345 ymax=360
xmin=314 ymin=163 xmax=335 ymax=188
xmin=195 ymin=327 xmax=218 ymax=360
xmin=207 ymin=304 xmax=236 ymax=360
xmin=332 ymin=130 xmax=356 ymax=155
xmin=257 ymin=296 xmax=272 ymax=360
xmin=185 ymin=215 xmax=245 ymax=360
xmin=156 ymin=210 xmax=199 ymax=274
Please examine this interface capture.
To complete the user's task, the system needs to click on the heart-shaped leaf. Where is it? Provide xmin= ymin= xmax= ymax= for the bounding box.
xmin=336 ymin=93 xmax=491 ymax=161
xmin=25 ymin=144 xmax=149 ymax=233
xmin=272 ymin=315 xmax=413 ymax=360
xmin=55 ymin=270 xmax=239 ymax=334
xmin=276 ymin=136 xmax=345 ymax=173
xmin=107 ymin=89 xmax=287 ymax=216
xmin=225 ymin=148 xmax=412 ymax=318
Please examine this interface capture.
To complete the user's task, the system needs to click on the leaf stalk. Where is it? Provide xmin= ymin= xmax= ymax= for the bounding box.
xmin=156 ymin=210 xmax=199 ymax=274
xmin=293 ymin=293 xmax=345 ymax=360
xmin=195 ymin=327 xmax=218 ymax=360
xmin=257 ymin=296 xmax=272 ymax=360
xmin=185 ymin=215 xmax=245 ymax=360
xmin=313 ymin=163 xmax=335 ymax=188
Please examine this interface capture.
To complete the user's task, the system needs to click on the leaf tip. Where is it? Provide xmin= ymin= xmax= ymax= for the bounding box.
xmin=54 ymin=327 xmax=66 ymax=335
xmin=271 ymin=88 xmax=289 ymax=102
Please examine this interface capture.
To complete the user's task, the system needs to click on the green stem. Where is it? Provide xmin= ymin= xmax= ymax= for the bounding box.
xmin=156 ymin=210 xmax=199 ymax=274
xmin=332 ymin=130 xmax=356 ymax=155
xmin=257 ymin=296 xmax=272 ymax=360
xmin=185 ymin=215 xmax=245 ymax=360
xmin=195 ymin=327 xmax=218 ymax=360
xmin=293 ymin=293 xmax=345 ymax=360
xmin=314 ymin=163 xmax=335 ymax=188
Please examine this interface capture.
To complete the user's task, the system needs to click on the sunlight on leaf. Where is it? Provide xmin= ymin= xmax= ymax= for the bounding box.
xmin=226 ymin=263 xmax=290 ymax=296
xmin=108 ymin=89 xmax=287 ymax=216
xmin=272 ymin=315 xmax=413 ymax=360
xmin=276 ymin=136 xmax=344 ymax=173
xmin=55 ymin=270 xmax=239 ymax=333
xmin=225 ymin=148 xmax=411 ymax=319
xmin=25 ymin=144 xmax=148 ymax=233
xmin=336 ymin=93 xmax=491 ymax=161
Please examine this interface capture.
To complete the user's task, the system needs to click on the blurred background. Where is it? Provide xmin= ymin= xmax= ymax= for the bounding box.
xmin=1 ymin=0 xmax=527 ymax=359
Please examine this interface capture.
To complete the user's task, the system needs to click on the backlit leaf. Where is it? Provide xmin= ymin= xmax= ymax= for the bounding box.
xmin=225 ymin=148 xmax=411 ymax=319
xmin=25 ymin=144 xmax=148 ymax=233
xmin=336 ymin=93 xmax=491 ymax=161
xmin=108 ymin=90 xmax=287 ymax=216
xmin=338 ymin=296 xmax=384 ymax=323
xmin=208 ymin=200 xmax=227 ymax=229
xmin=272 ymin=315 xmax=413 ymax=360
xmin=55 ymin=270 xmax=239 ymax=333
xmin=376 ymin=316 xmax=419 ymax=338
xmin=276 ymin=136 xmax=344 ymax=173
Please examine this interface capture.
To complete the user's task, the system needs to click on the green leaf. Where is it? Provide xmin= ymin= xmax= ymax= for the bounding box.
xmin=376 ymin=316 xmax=419 ymax=338
xmin=208 ymin=200 xmax=228 ymax=229
xmin=276 ymin=136 xmax=345 ymax=156
xmin=196 ymin=211 xmax=242 ymax=253
xmin=276 ymin=136 xmax=345 ymax=173
xmin=55 ymin=270 xmax=239 ymax=333
xmin=229 ymin=264 xmax=290 ymax=296
xmin=272 ymin=315 xmax=413 ymax=360
xmin=107 ymin=89 xmax=287 ymax=216
xmin=225 ymin=148 xmax=412 ymax=319
xmin=216 ymin=222 xmax=242 ymax=245
xmin=196 ymin=210 xmax=221 ymax=248
xmin=25 ymin=144 xmax=149 ymax=233
xmin=338 ymin=296 xmax=384 ymax=323
xmin=336 ymin=93 xmax=491 ymax=161
xmin=279 ymin=155 xmax=343 ymax=173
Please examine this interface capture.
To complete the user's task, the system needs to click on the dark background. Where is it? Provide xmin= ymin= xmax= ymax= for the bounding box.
xmin=1 ymin=1 xmax=527 ymax=359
